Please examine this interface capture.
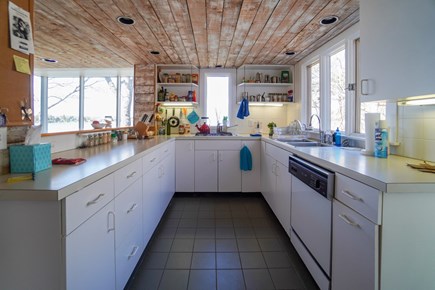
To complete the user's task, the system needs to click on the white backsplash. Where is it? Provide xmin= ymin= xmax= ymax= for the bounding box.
xmin=391 ymin=104 xmax=435 ymax=162
xmin=42 ymin=134 xmax=78 ymax=153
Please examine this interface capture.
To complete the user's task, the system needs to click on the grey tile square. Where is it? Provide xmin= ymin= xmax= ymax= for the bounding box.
xmin=235 ymin=227 xmax=256 ymax=238
xmin=128 ymin=269 xmax=163 ymax=290
xmin=269 ymin=268 xmax=305 ymax=290
xmin=198 ymin=210 xmax=215 ymax=218
xmin=257 ymin=238 xmax=287 ymax=252
xmin=184 ymin=203 xmax=200 ymax=211
xmin=239 ymin=252 xmax=267 ymax=269
xmin=195 ymin=228 xmax=216 ymax=238
xmin=158 ymin=270 xmax=189 ymax=290
xmin=166 ymin=253 xmax=192 ymax=269
xmin=157 ymin=227 xmax=177 ymax=239
xmin=178 ymin=218 xmax=198 ymax=228
xmin=262 ymin=251 xmax=292 ymax=268
xmin=191 ymin=252 xmax=216 ymax=269
xmin=216 ymin=239 xmax=238 ymax=252
xmin=215 ymin=218 xmax=233 ymax=227
xmin=149 ymin=238 xmax=173 ymax=252
xmin=215 ymin=210 xmax=232 ymax=218
xmin=237 ymin=239 xmax=261 ymax=252
xmin=167 ymin=210 xmax=183 ymax=219
xmin=231 ymin=210 xmax=249 ymax=218
xmin=233 ymin=218 xmax=252 ymax=227
xmin=197 ymin=218 xmax=215 ymax=228
xmin=243 ymin=269 xmax=274 ymax=290
xmin=199 ymin=203 xmax=214 ymax=211
xmin=143 ymin=252 xmax=169 ymax=269
xmin=176 ymin=228 xmax=196 ymax=238
xmin=169 ymin=201 xmax=185 ymax=211
xmin=170 ymin=239 xmax=194 ymax=252
xmin=160 ymin=218 xmax=180 ymax=228
xmin=194 ymin=239 xmax=216 ymax=252
xmin=217 ymin=252 xmax=241 ymax=269
xmin=249 ymin=218 xmax=273 ymax=227
xmin=217 ymin=270 xmax=246 ymax=290
xmin=254 ymin=227 xmax=280 ymax=238
xmin=188 ymin=269 xmax=216 ymax=290
xmin=216 ymin=227 xmax=235 ymax=238
xmin=181 ymin=211 xmax=198 ymax=219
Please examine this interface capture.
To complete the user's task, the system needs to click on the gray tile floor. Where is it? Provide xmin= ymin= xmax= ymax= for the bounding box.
xmin=126 ymin=193 xmax=319 ymax=290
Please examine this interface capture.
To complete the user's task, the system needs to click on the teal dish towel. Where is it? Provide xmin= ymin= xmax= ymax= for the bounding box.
xmin=240 ymin=145 xmax=252 ymax=171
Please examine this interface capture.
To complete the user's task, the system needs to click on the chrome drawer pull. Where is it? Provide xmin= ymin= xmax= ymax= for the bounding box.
xmin=127 ymin=203 xmax=137 ymax=214
xmin=339 ymin=214 xmax=360 ymax=228
xmin=86 ymin=193 xmax=105 ymax=206
xmin=127 ymin=171 xmax=137 ymax=179
xmin=107 ymin=211 xmax=115 ymax=232
xmin=150 ymin=157 xmax=156 ymax=163
xmin=342 ymin=190 xmax=363 ymax=201
xmin=128 ymin=245 xmax=139 ymax=260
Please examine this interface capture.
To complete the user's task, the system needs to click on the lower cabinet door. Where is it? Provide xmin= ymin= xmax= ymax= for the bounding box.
xmin=332 ymin=200 xmax=378 ymax=290
xmin=143 ymin=165 xmax=161 ymax=247
xmin=218 ymin=150 xmax=241 ymax=192
xmin=275 ymin=161 xmax=291 ymax=236
xmin=65 ymin=201 xmax=115 ymax=290
xmin=195 ymin=150 xmax=218 ymax=192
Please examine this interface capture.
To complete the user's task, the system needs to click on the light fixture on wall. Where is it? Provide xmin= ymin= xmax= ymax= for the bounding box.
xmin=398 ymin=94 xmax=435 ymax=106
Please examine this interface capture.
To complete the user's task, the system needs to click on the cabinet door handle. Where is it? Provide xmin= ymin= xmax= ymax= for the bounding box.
xmin=107 ymin=211 xmax=115 ymax=232
xmin=127 ymin=203 xmax=137 ymax=214
xmin=271 ymin=163 xmax=276 ymax=174
xmin=126 ymin=171 xmax=137 ymax=179
xmin=219 ymin=152 xmax=223 ymax=162
xmin=338 ymin=214 xmax=360 ymax=228
xmin=212 ymin=152 xmax=216 ymax=162
xmin=275 ymin=164 xmax=280 ymax=177
xmin=128 ymin=245 xmax=139 ymax=260
xmin=150 ymin=157 xmax=157 ymax=163
xmin=342 ymin=190 xmax=363 ymax=201
xmin=86 ymin=193 xmax=105 ymax=206
xmin=189 ymin=142 xmax=193 ymax=151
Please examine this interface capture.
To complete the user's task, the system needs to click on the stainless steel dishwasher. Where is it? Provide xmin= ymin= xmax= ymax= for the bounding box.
xmin=289 ymin=155 xmax=334 ymax=290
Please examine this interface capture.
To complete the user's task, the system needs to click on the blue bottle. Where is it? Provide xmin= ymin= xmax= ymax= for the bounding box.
xmin=335 ymin=128 xmax=341 ymax=146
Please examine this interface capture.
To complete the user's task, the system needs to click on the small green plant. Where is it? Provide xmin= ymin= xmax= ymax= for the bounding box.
xmin=267 ymin=122 xmax=276 ymax=136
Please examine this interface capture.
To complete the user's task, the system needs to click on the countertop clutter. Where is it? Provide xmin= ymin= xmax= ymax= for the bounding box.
xmin=0 ymin=135 xmax=433 ymax=201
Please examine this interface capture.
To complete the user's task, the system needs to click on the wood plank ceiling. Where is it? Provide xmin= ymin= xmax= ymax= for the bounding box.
xmin=34 ymin=0 xmax=359 ymax=69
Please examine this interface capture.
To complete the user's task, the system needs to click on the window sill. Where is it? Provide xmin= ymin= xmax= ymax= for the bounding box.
xmin=41 ymin=126 xmax=133 ymax=137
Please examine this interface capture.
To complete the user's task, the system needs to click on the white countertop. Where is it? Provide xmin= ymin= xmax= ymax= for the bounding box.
xmin=1 ymin=135 xmax=433 ymax=201
xmin=263 ymin=138 xmax=435 ymax=193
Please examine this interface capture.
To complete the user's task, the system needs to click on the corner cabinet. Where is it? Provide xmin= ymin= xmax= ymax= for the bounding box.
xmin=236 ymin=65 xmax=294 ymax=105
xmin=360 ymin=0 xmax=435 ymax=101
xmin=155 ymin=64 xmax=199 ymax=107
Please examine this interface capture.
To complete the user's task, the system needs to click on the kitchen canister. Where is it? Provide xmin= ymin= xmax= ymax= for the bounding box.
xmin=361 ymin=113 xmax=380 ymax=156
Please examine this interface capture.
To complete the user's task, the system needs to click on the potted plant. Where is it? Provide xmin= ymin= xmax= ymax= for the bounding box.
xmin=267 ymin=122 xmax=276 ymax=137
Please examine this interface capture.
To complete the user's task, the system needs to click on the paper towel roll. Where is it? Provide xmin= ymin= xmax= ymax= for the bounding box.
xmin=361 ymin=113 xmax=380 ymax=156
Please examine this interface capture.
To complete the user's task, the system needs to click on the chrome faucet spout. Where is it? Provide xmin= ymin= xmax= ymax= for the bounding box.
xmin=308 ymin=114 xmax=324 ymax=142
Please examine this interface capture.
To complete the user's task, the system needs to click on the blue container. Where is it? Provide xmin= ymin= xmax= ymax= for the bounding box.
xmin=9 ymin=143 xmax=52 ymax=173
xmin=334 ymin=128 xmax=341 ymax=147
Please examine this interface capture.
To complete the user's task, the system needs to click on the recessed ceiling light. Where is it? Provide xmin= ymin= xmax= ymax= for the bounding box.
xmin=320 ymin=15 xmax=339 ymax=25
xmin=117 ymin=16 xmax=135 ymax=25
xmin=40 ymin=58 xmax=58 ymax=63
xmin=150 ymin=51 xmax=160 ymax=55
xmin=285 ymin=51 xmax=296 ymax=56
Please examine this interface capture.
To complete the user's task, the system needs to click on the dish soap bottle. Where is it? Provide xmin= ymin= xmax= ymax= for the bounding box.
xmin=374 ymin=120 xmax=388 ymax=158
xmin=334 ymin=128 xmax=341 ymax=147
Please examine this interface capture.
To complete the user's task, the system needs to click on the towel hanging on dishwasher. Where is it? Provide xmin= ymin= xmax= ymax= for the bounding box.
xmin=240 ymin=145 xmax=252 ymax=171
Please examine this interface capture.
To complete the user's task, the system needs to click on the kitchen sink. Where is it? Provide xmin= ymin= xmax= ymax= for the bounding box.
xmin=278 ymin=139 xmax=330 ymax=147
xmin=195 ymin=132 xmax=233 ymax=136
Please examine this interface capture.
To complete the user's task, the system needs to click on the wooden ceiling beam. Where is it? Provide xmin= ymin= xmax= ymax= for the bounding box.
xmin=206 ymin=0 xmax=224 ymax=68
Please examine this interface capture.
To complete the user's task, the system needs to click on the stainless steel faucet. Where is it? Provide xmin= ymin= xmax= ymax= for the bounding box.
xmin=308 ymin=114 xmax=324 ymax=143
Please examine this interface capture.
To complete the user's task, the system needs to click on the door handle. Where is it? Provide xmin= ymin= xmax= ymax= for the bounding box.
xmin=341 ymin=190 xmax=363 ymax=202
xmin=338 ymin=214 xmax=360 ymax=228
xmin=361 ymin=79 xmax=369 ymax=95
xmin=107 ymin=211 xmax=115 ymax=232
xmin=86 ymin=193 xmax=105 ymax=206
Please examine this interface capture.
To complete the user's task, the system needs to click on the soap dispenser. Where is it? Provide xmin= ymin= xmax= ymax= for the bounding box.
xmin=334 ymin=127 xmax=341 ymax=146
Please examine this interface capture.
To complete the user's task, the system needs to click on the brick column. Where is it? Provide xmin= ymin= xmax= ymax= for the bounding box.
xmin=134 ymin=64 xmax=155 ymax=124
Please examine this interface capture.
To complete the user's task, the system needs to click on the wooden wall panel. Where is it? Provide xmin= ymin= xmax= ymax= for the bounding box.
xmin=0 ymin=0 xmax=33 ymax=126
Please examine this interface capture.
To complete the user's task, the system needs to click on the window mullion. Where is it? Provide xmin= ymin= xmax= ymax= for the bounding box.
xmin=79 ymin=77 xmax=84 ymax=130
xmin=40 ymin=76 xmax=48 ymax=133
xmin=321 ymin=55 xmax=331 ymax=133
xmin=116 ymin=77 xmax=121 ymax=127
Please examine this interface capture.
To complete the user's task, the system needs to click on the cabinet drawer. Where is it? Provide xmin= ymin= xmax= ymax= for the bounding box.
xmin=195 ymin=140 xmax=242 ymax=150
xmin=114 ymin=158 xmax=142 ymax=195
xmin=335 ymin=173 xmax=381 ymax=224
xmin=115 ymin=178 xmax=143 ymax=246
xmin=115 ymin=223 xmax=143 ymax=290
xmin=266 ymin=143 xmax=290 ymax=164
xmin=142 ymin=148 xmax=160 ymax=174
xmin=64 ymin=174 xmax=114 ymax=235
xmin=160 ymin=141 xmax=175 ymax=156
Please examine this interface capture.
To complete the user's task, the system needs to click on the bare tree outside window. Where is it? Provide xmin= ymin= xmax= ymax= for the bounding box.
xmin=330 ymin=49 xmax=346 ymax=131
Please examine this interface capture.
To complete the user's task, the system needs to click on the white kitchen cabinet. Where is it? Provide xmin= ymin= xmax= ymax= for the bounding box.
xmin=65 ymin=200 xmax=116 ymax=290
xmin=114 ymin=178 xmax=143 ymax=290
xmin=194 ymin=140 xmax=242 ymax=192
xmin=241 ymin=140 xmax=261 ymax=192
xmin=332 ymin=200 xmax=378 ymax=290
xmin=160 ymin=145 xmax=176 ymax=209
xmin=360 ymin=0 xmax=435 ymax=101
xmin=175 ymin=140 xmax=195 ymax=192
xmin=218 ymin=150 xmax=242 ymax=192
xmin=263 ymin=143 xmax=291 ymax=235
xmin=195 ymin=150 xmax=218 ymax=192
xmin=142 ymin=160 xmax=161 ymax=245
xmin=236 ymin=65 xmax=294 ymax=104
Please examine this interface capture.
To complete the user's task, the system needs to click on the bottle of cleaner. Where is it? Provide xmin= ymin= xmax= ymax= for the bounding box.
xmin=374 ymin=120 xmax=388 ymax=158
xmin=334 ymin=127 xmax=341 ymax=146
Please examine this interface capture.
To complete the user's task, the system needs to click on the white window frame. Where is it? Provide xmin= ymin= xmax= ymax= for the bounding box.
xmin=300 ymin=29 xmax=360 ymax=136
xmin=200 ymin=68 xmax=236 ymax=126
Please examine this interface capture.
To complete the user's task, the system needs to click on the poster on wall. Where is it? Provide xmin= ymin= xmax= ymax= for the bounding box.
xmin=8 ymin=1 xmax=34 ymax=54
